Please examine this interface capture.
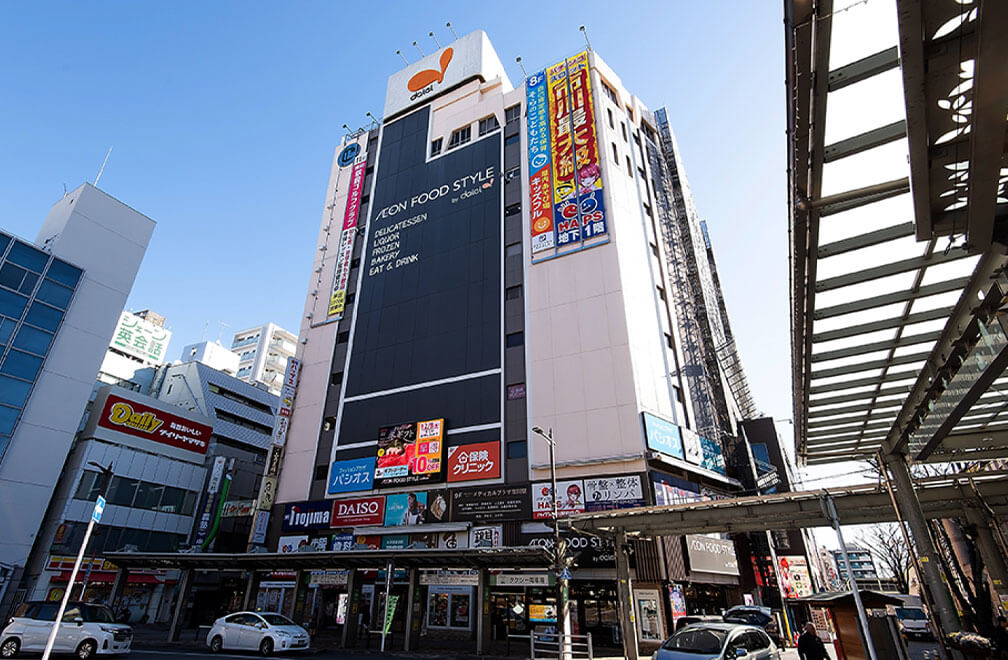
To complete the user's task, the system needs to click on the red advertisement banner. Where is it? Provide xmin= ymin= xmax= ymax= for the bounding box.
xmin=446 ymin=441 xmax=501 ymax=483
xmin=97 ymin=393 xmax=211 ymax=454
xmin=330 ymin=496 xmax=385 ymax=527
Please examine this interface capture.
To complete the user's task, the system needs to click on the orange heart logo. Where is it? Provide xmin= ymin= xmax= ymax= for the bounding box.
xmin=408 ymin=47 xmax=454 ymax=92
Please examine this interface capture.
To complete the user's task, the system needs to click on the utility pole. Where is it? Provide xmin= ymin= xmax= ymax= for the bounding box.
xmin=533 ymin=426 xmax=570 ymax=660
xmin=42 ymin=462 xmax=114 ymax=660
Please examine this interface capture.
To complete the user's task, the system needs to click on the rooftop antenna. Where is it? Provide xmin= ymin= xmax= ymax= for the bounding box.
xmin=366 ymin=112 xmax=380 ymax=129
xmin=429 ymin=31 xmax=441 ymax=48
xmin=342 ymin=123 xmax=351 ymax=138
xmin=516 ymin=56 xmax=528 ymax=79
xmin=412 ymin=40 xmax=424 ymax=57
xmin=62 ymin=183 xmax=67 ymax=198
xmin=396 ymin=49 xmax=408 ymax=65
xmin=446 ymin=22 xmax=458 ymax=39
xmin=94 ymin=146 xmax=113 ymax=188
xmin=579 ymin=25 xmax=592 ymax=51
xmin=216 ymin=321 xmax=230 ymax=343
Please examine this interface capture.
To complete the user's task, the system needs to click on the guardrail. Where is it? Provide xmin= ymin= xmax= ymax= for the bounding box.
xmin=507 ymin=632 xmax=594 ymax=659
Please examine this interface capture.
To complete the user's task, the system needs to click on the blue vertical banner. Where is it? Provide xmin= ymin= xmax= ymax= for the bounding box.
xmin=526 ymin=70 xmax=555 ymax=257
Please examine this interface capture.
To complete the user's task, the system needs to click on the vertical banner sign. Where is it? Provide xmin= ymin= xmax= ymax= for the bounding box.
xmin=547 ymin=59 xmax=579 ymax=247
xmin=566 ymin=51 xmax=607 ymax=241
xmin=526 ymin=70 xmax=555 ymax=255
xmin=328 ymin=134 xmax=369 ymax=318
xmin=194 ymin=456 xmax=227 ymax=548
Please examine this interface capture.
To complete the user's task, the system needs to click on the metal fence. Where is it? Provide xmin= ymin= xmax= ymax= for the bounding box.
xmin=508 ymin=632 xmax=594 ymax=659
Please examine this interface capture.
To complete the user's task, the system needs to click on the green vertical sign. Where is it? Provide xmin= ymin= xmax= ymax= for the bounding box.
xmin=383 ymin=595 xmax=399 ymax=636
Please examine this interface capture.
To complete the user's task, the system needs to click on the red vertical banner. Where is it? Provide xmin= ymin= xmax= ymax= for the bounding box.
xmin=547 ymin=60 xmax=580 ymax=247
xmin=566 ymin=51 xmax=607 ymax=241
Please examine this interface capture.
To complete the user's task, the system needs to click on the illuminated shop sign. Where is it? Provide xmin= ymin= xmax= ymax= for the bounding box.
xmin=374 ymin=419 xmax=444 ymax=487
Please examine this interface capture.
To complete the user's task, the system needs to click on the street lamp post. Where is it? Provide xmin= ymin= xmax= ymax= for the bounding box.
xmin=42 ymin=462 xmax=114 ymax=660
xmin=532 ymin=426 xmax=569 ymax=660
xmin=77 ymin=462 xmax=116 ymax=601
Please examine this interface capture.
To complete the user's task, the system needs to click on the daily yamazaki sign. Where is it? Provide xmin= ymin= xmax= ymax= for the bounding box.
xmin=98 ymin=394 xmax=212 ymax=454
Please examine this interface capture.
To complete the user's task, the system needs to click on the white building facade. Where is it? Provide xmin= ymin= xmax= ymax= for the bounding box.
xmin=230 ymin=323 xmax=297 ymax=395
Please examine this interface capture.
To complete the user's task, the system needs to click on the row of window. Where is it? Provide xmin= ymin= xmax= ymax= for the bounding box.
xmin=207 ymin=381 xmax=274 ymax=415
xmin=214 ymin=407 xmax=274 ymax=435
xmin=75 ymin=469 xmax=199 ymax=516
xmin=52 ymin=520 xmax=187 ymax=555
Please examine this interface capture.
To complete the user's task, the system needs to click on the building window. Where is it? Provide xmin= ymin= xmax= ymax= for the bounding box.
xmin=505 ymin=203 xmax=521 ymax=217
xmin=643 ymin=203 xmax=653 ymax=218
xmin=447 ymin=125 xmax=471 ymax=149
xmin=478 ymin=115 xmax=500 ymax=136
xmin=505 ymin=332 xmax=524 ymax=348
xmin=430 ymin=138 xmax=443 ymax=157
xmin=336 ymin=331 xmax=350 ymax=344
xmin=505 ymin=166 xmax=520 ymax=182
xmin=607 ymin=109 xmax=614 ymax=129
xmin=507 ymin=441 xmax=527 ymax=459
xmin=331 ymin=371 xmax=344 ymax=386
xmin=665 ymin=333 xmax=674 ymax=349
xmin=601 ymin=81 xmax=618 ymax=104
xmin=612 ymin=143 xmax=619 ymax=165
xmin=657 ymin=286 xmax=666 ymax=301
xmin=505 ymin=285 xmax=522 ymax=300
xmin=621 ymin=121 xmax=628 ymax=141
xmin=505 ymin=243 xmax=522 ymax=257
xmin=505 ymin=104 xmax=521 ymax=123
xmin=650 ymin=243 xmax=659 ymax=257
xmin=345 ymin=292 xmax=355 ymax=305
xmin=504 ymin=133 xmax=520 ymax=147
xmin=626 ymin=156 xmax=632 ymax=176
xmin=350 ymin=258 xmax=360 ymax=269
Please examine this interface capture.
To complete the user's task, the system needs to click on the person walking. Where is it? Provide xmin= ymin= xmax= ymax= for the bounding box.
xmin=357 ymin=601 xmax=371 ymax=648
xmin=992 ymin=616 xmax=1008 ymax=659
xmin=797 ymin=622 xmax=829 ymax=660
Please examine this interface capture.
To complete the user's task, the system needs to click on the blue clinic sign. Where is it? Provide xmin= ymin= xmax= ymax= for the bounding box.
xmin=328 ymin=457 xmax=375 ymax=494
xmin=643 ymin=413 xmax=684 ymax=459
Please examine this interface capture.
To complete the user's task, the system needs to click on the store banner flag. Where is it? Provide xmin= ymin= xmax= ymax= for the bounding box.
xmin=383 ymin=595 xmax=399 ymax=636
xmin=526 ymin=70 xmax=555 ymax=255
xmin=565 ymin=50 xmax=607 ymax=242
xmin=329 ymin=133 xmax=368 ymax=318
xmin=547 ymin=58 xmax=580 ymax=247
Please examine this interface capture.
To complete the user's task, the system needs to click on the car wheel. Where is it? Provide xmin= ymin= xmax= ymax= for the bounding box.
xmin=0 ymin=638 xmax=19 ymax=658
xmin=260 ymin=637 xmax=274 ymax=656
xmin=76 ymin=639 xmax=97 ymax=660
xmin=210 ymin=635 xmax=223 ymax=653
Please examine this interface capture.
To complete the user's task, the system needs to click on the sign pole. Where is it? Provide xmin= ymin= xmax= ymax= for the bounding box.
xmin=42 ymin=496 xmax=105 ymax=660
xmin=381 ymin=561 xmax=394 ymax=652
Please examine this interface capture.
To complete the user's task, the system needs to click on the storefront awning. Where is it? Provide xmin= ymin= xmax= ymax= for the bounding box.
xmin=103 ymin=546 xmax=552 ymax=572
xmin=51 ymin=571 xmax=162 ymax=584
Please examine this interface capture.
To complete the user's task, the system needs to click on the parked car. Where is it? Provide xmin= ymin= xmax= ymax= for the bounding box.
xmin=206 ymin=611 xmax=309 ymax=655
xmin=722 ymin=606 xmax=781 ymax=645
xmin=0 ymin=601 xmax=132 ymax=659
xmin=653 ymin=622 xmax=780 ymax=659
xmin=895 ymin=606 xmax=933 ymax=640
xmin=675 ymin=614 xmax=723 ymax=633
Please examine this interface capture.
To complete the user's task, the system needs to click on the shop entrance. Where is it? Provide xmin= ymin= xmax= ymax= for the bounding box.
xmin=572 ymin=582 xmax=620 ymax=649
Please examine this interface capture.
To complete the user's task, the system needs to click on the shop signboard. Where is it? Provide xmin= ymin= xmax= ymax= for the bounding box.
xmin=330 ymin=533 xmax=355 ymax=552
xmin=778 ymin=556 xmax=813 ymax=599
xmin=384 ymin=492 xmax=428 ymax=527
xmin=529 ymin=604 xmax=557 ymax=623
xmin=110 ymin=311 xmax=171 ymax=364
xmin=330 ymin=496 xmax=385 ymax=527
xmin=651 ymin=473 xmax=704 ymax=507
xmin=565 ymin=51 xmax=607 ymax=243
xmin=281 ymin=500 xmax=332 ymax=532
xmin=381 ymin=535 xmax=409 ymax=550
xmin=584 ymin=475 xmax=645 ymax=511
xmin=452 ymin=484 xmax=530 ymax=522
xmin=354 ymin=535 xmax=381 ymax=549
xmin=374 ymin=419 xmax=444 ymax=487
xmin=446 ymin=440 xmax=500 ymax=482
xmin=278 ymin=535 xmax=308 ymax=553
xmin=643 ymin=412 xmax=683 ymax=460
xmin=682 ymin=428 xmax=703 ymax=465
xmin=491 ymin=573 xmax=552 ymax=587
xmin=436 ymin=531 xmax=469 ymax=550
xmin=669 ymin=584 xmax=687 ymax=629
xmin=310 ymin=571 xmax=349 ymax=587
xmin=469 ymin=524 xmax=502 ymax=548
xmin=265 ymin=445 xmax=284 ymax=478
xmin=526 ymin=69 xmax=554 ymax=255
xmin=685 ymin=535 xmax=739 ymax=576
xmin=520 ymin=531 xmax=621 ymax=568
xmin=220 ymin=500 xmax=255 ymax=518
xmin=532 ymin=479 xmax=585 ymax=520
xmin=328 ymin=457 xmax=375 ymax=494
xmin=426 ymin=489 xmax=450 ymax=523
xmin=97 ymin=393 xmax=212 ymax=455
xmin=700 ymin=435 xmax=727 ymax=475
xmin=328 ymin=133 xmax=369 ymax=318
xmin=251 ymin=511 xmax=269 ymax=544
xmin=256 ymin=476 xmax=277 ymax=511
xmin=420 ymin=570 xmax=479 ymax=586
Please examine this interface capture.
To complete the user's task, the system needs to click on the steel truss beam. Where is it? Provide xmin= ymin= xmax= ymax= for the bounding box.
xmin=823 ymin=120 xmax=906 ymax=163
xmin=811 ymin=330 xmax=940 ymax=362
xmin=818 ymin=222 xmax=915 ymax=259
xmin=814 ymin=277 xmax=970 ymax=320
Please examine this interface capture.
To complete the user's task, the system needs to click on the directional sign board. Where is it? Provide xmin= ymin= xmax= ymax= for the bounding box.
xmin=92 ymin=496 xmax=106 ymax=523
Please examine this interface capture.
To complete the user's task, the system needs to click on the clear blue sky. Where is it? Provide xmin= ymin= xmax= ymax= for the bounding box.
xmin=0 ymin=2 xmax=788 ymax=418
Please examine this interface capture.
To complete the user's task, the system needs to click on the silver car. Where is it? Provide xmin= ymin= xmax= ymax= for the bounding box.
xmin=653 ymin=622 xmax=780 ymax=660
xmin=1 ymin=601 xmax=132 ymax=659
xmin=206 ymin=611 xmax=309 ymax=655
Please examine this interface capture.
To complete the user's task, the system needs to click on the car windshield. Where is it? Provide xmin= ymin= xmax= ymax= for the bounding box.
xmin=82 ymin=605 xmax=115 ymax=623
xmin=896 ymin=608 xmax=927 ymax=621
xmin=662 ymin=627 xmax=727 ymax=653
xmin=261 ymin=614 xmax=295 ymax=626
xmin=725 ymin=610 xmax=770 ymax=626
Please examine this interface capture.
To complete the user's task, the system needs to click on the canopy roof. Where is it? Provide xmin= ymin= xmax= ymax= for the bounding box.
xmin=787 ymin=0 xmax=1008 ymax=465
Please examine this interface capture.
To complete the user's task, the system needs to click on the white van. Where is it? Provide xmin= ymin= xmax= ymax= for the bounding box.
xmin=0 ymin=601 xmax=132 ymax=658
xmin=895 ymin=605 xmax=933 ymax=640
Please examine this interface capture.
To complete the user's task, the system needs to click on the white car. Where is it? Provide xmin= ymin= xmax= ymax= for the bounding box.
xmin=207 ymin=612 xmax=309 ymax=655
xmin=1 ymin=601 xmax=132 ymax=658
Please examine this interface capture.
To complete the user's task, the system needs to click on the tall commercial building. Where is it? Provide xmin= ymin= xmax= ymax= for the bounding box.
xmin=230 ymin=323 xmax=297 ymax=395
xmin=268 ymin=31 xmax=757 ymax=652
xmin=0 ymin=183 xmax=154 ymax=610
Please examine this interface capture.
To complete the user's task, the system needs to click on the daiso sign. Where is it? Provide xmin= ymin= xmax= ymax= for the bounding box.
xmin=330 ymin=495 xmax=385 ymax=527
